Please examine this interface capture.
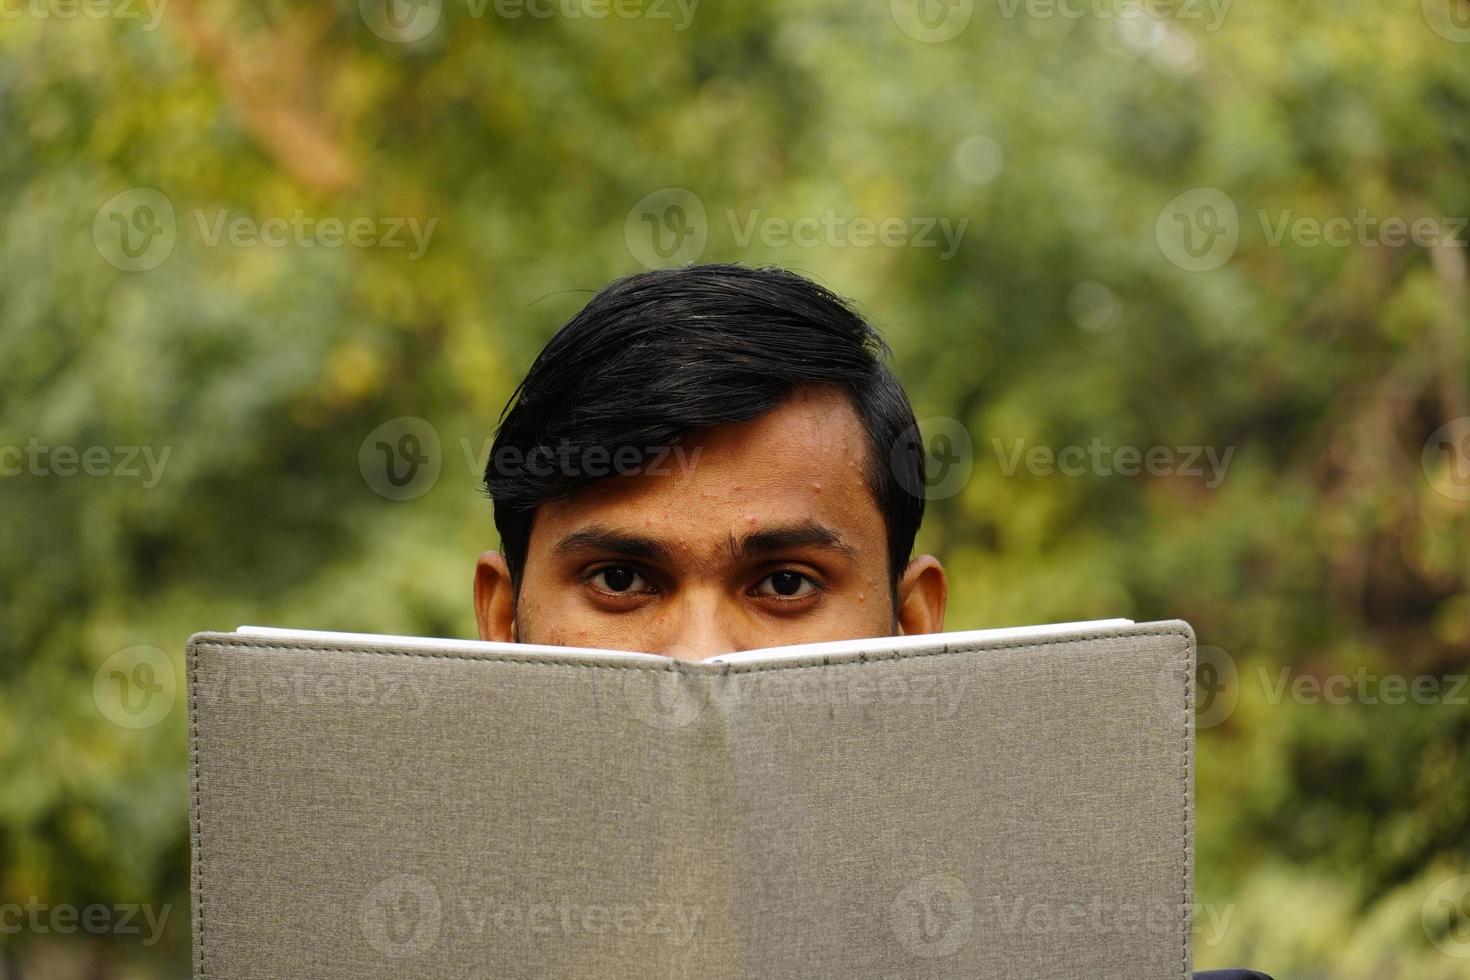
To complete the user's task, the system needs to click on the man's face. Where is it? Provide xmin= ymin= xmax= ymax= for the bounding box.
xmin=474 ymin=385 xmax=946 ymax=659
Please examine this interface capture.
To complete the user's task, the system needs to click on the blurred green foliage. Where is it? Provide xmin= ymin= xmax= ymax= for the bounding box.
xmin=1 ymin=0 xmax=1468 ymax=976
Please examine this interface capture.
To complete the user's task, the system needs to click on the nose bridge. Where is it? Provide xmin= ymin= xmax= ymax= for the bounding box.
xmin=661 ymin=581 xmax=738 ymax=662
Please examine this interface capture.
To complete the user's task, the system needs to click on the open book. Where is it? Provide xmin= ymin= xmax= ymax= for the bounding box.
xmin=232 ymin=617 xmax=1137 ymax=663
xmin=187 ymin=619 xmax=1196 ymax=978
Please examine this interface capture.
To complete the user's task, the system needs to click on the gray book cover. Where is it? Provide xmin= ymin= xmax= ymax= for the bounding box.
xmin=187 ymin=620 xmax=1196 ymax=978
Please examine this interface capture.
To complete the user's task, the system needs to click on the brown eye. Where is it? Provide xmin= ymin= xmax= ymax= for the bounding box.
xmin=589 ymin=565 xmax=650 ymax=594
xmin=754 ymin=570 xmax=818 ymax=599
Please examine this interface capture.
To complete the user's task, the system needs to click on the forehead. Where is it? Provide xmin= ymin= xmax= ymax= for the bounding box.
xmin=529 ymin=386 xmax=885 ymax=560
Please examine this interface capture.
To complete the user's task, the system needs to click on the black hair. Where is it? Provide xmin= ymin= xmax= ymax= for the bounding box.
xmin=484 ymin=264 xmax=927 ymax=592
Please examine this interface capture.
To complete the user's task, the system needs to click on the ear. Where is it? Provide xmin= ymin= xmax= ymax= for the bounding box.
xmin=895 ymin=554 xmax=947 ymax=636
xmin=474 ymin=550 xmax=517 ymax=642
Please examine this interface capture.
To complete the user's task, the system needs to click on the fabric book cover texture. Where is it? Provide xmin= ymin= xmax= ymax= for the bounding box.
xmin=187 ymin=621 xmax=1196 ymax=978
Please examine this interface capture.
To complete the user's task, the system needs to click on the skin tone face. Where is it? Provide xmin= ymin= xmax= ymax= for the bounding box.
xmin=474 ymin=384 xmax=947 ymax=660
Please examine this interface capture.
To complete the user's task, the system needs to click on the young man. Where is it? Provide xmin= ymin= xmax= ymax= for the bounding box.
xmin=473 ymin=263 xmax=1270 ymax=980
xmin=474 ymin=263 xmax=947 ymax=658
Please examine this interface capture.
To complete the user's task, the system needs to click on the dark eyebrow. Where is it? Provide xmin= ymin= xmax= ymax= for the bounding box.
xmin=552 ymin=524 xmax=678 ymax=565
xmin=551 ymin=519 xmax=859 ymax=566
xmin=731 ymin=519 xmax=858 ymax=562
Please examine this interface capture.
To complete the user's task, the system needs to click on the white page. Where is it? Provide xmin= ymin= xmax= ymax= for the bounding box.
xmin=235 ymin=619 xmax=1134 ymax=665
xmin=232 ymin=626 xmax=670 ymax=663
xmin=707 ymin=618 xmax=1135 ymax=664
